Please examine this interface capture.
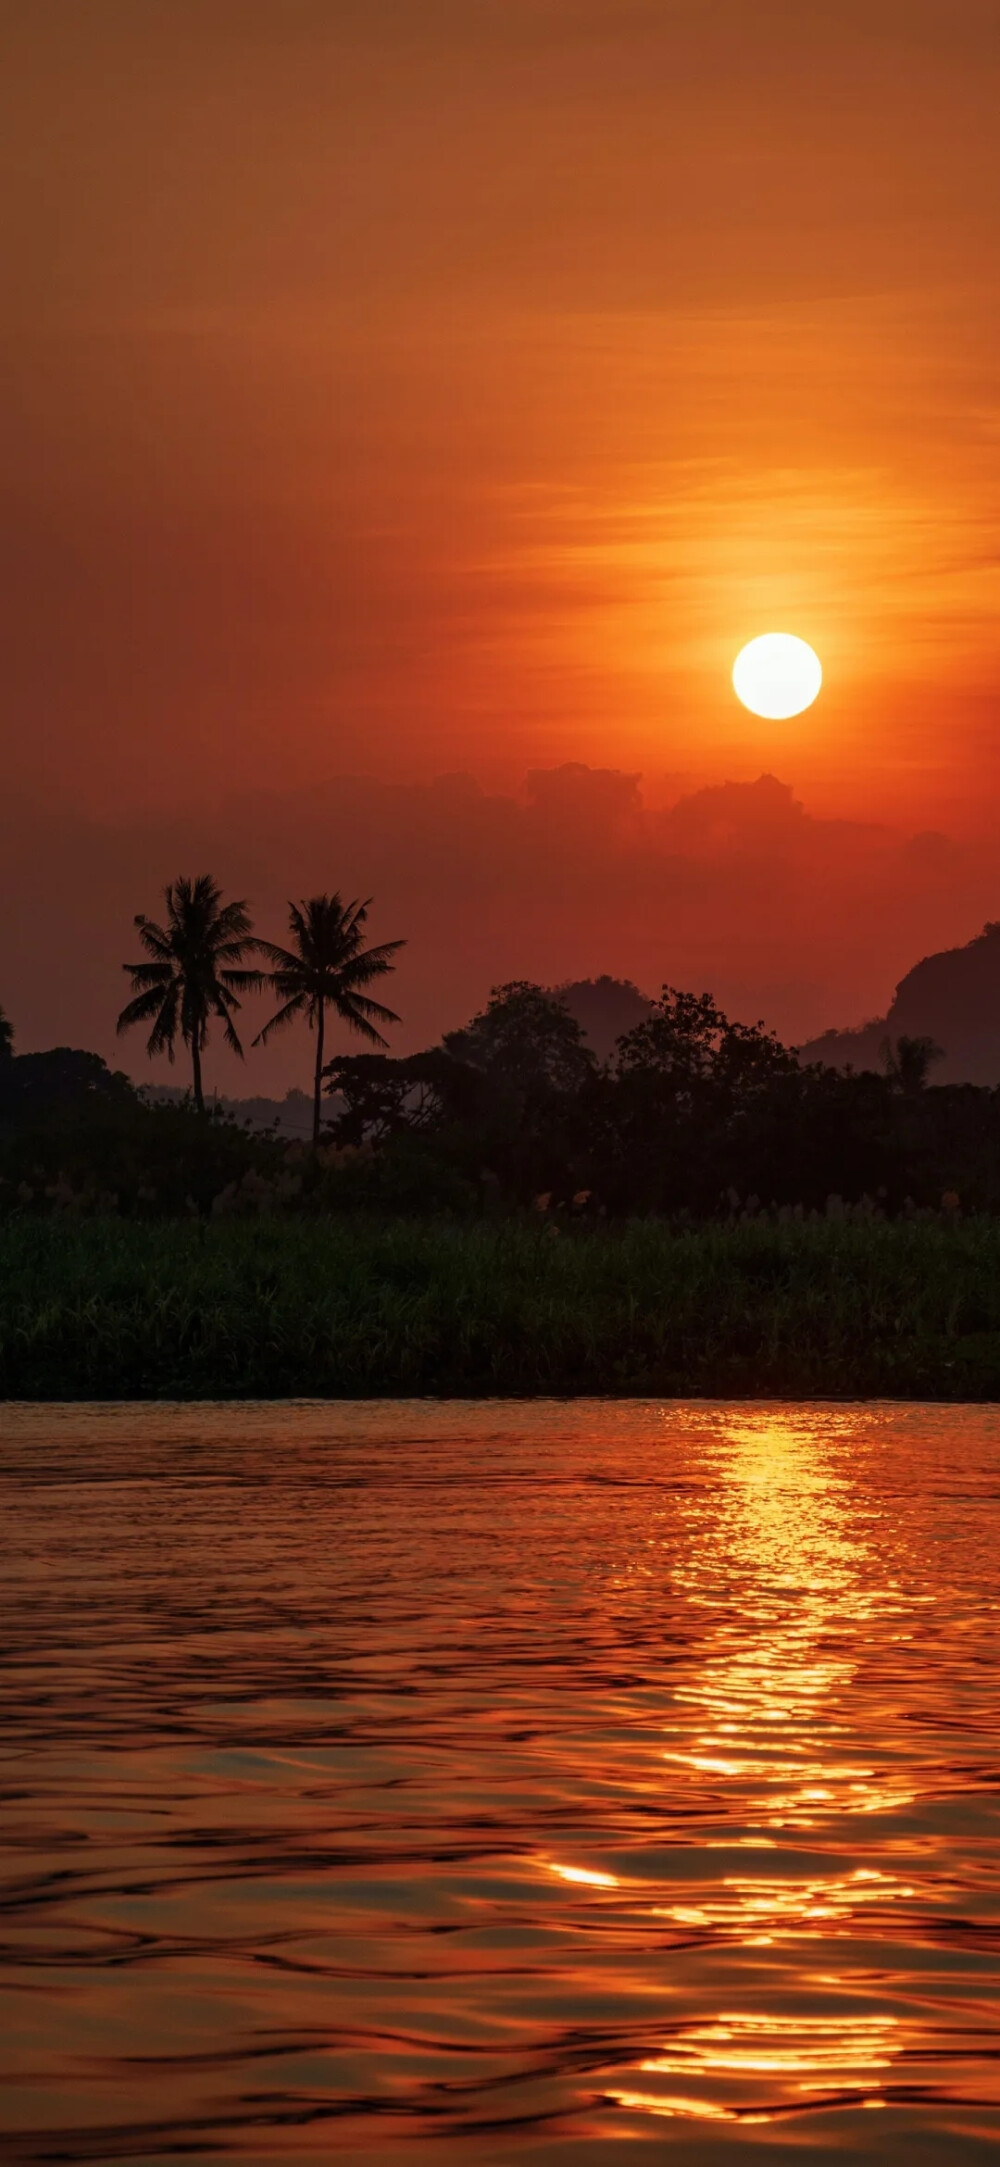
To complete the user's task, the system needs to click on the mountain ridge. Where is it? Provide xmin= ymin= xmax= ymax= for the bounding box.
xmin=801 ymin=921 xmax=1000 ymax=1083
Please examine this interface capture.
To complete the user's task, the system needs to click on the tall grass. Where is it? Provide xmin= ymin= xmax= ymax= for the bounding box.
xmin=3 ymin=1214 xmax=1000 ymax=1399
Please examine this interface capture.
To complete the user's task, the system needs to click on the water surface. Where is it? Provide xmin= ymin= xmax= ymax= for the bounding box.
xmin=2 ymin=1400 xmax=1000 ymax=2162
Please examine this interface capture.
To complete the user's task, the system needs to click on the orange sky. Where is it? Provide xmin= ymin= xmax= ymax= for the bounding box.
xmin=1 ymin=0 xmax=999 ymax=1082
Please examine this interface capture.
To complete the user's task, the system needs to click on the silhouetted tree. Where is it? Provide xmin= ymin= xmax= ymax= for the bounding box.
xmin=117 ymin=876 xmax=262 ymax=1113
xmin=325 ymin=1049 xmax=484 ymax=1148
xmin=616 ymin=987 xmax=797 ymax=1104
xmin=444 ymin=981 xmax=596 ymax=1098
xmin=881 ymin=1034 xmax=944 ymax=1094
xmin=0 ymin=1047 xmax=134 ymax=1118
xmin=0 ymin=1004 xmax=13 ymax=1062
xmin=255 ymin=895 xmax=404 ymax=1148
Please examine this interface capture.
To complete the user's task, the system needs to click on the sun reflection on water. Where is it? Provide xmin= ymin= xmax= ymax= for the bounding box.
xmin=541 ymin=1410 xmax=945 ymax=2128
xmin=666 ymin=1414 xmax=919 ymax=1827
xmin=608 ymin=2008 xmax=902 ymax=2123
xmin=546 ymin=1861 xmax=620 ymax=1888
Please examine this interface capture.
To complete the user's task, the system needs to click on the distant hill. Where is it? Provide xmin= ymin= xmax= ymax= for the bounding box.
xmin=556 ymin=976 xmax=654 ymax=1063
xmin=800 ymin=922 xmax=1000 ymax=1084
xmin=142 ymin=1085 xmax=315 ymax=1138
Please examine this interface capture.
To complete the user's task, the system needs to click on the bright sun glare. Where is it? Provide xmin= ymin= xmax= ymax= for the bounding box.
xmin=732 ymin=634 xmax=823 ymax=721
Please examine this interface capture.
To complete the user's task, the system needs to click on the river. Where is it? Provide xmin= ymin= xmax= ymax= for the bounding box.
xmin=2 ymin=1401 xmax=999 ymax=2161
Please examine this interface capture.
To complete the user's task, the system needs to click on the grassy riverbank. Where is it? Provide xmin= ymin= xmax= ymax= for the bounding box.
xmin=3 ymin=1214 xmax=1000 ymax=1399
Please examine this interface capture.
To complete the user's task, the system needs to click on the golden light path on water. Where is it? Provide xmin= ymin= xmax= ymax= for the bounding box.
xmin=1 ymin=1401 xmax=999 ymax=2162
xmin=564 ymin=1414 xmax=924 ymax=2126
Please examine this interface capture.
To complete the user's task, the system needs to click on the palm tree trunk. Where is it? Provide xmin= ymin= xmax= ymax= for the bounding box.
xmin=313 ymin=999 xmax=325 ymax=1150
xmin=191 ymin=1032 xmax=205 ymax=1115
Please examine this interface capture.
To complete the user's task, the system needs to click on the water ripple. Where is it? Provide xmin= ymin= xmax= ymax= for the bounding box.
xmin=2 ymin=1399 xmax=1000 ymax=2161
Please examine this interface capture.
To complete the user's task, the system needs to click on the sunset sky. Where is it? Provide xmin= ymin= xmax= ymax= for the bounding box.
xmin=2 ymin=0 xmax=998 ymax=1086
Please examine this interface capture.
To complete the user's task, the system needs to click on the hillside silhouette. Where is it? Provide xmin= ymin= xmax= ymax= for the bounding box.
xmin=801 ymin=922 xmax=1000 ymax=1083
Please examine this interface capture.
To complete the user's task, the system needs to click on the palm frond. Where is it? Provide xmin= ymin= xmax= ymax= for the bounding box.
xmin=210 ymin=989 xmax=246 ymax=1060
xmin=213 ymin=901 xmax=255 ymax=939
xmin=332 ymin=994 xmax=394 ymax=1048
xmin=335 ymin=941 xmax=406 ymax=987
xmin=120 ymin=961 xmax=175 ymax=994
xmin=253 ymin=993 xmax=309 ymax=1046
xmin=146 ymin=986 xmax=181 ymax=1060
xmin=117 ymin=984 xmax=172 ymax=1035
xmin=221 ymin=1014 xmax=246 ymax=1060
xmin=286 ymin=903 xmax=313 ymax=950
xmin=255 ymin=973 xmax=308 ymax=1007
xmin=339 ymin=990 xmax=401 ymax=1028
xmin=338 ymin=896 xmax=369 ymax=932
xmin=254 ymin=941 xmax=302 ymax=974
xmin=215 ymin=938 xmax=260 ymax=967
xmin=133 ymin=917 xmax=174 ymax=963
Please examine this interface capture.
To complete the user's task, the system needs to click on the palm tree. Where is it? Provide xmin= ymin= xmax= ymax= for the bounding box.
xmin=254 ymin=895 xmax=404 ymax=1147
xmin=117 ymin=875 xmax=263 ymax=1112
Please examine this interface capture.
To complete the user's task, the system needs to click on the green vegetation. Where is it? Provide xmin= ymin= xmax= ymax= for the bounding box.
xmin=3 ymin=1213 xmax=1000 ymax=1400
xmin=5 ymin=886 xmax=1000 ymax=1403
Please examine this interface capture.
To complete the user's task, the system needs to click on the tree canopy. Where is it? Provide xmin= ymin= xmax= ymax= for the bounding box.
xmin=616 ymin=987 xmax=798 ymax=1099
xmin=443 ymin=980 xmax=596 ymax=1099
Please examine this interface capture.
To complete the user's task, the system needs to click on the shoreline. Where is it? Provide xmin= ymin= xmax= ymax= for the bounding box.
xmin=4 ymin=1213 xmax=1000 ymax=1402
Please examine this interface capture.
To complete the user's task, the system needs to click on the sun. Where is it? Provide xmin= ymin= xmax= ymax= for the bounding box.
xmin=732 ymin=634 xmax=823 ymax=721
